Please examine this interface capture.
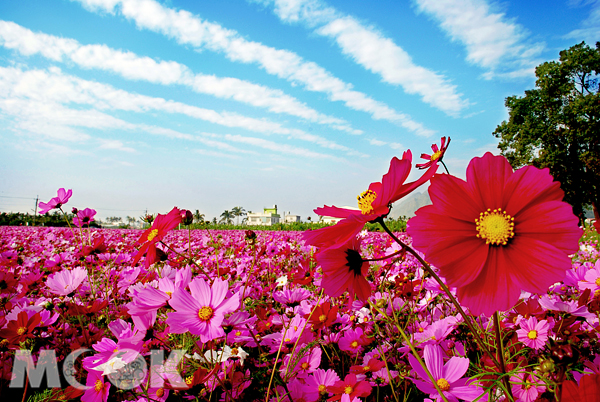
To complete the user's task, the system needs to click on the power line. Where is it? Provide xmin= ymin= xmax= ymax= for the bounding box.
xmin=0 ymin=195 xmax=36 ymax=200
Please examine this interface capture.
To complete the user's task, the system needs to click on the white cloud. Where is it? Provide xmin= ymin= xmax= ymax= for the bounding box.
xmin=413 ymin=0 xmax=543 ymax=75
xmin=0 ymin=20 xmax=357 ymax=134
xmin=317 ymin=16 xmax=467 ymax=115
xmin=98 ymin=139 xmax=137 ymax=153
xmin=565 ymin=0 xmax=600 ymax=43
xmin=258 ymin=0 xmax=467 ymax=115
xmin=223 ymin=134 xmax=340 ymax=159
xmin=0 ymin=65 xmax=356 ymax=153
xmin=71 ymin=0 xmax=436 ymax=137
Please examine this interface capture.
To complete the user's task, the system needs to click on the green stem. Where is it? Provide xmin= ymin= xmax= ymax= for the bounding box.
xmin=375 ymin=217 xmax=500 ymax=369
xmin=494 ymin=311 xmax=515 ymax=401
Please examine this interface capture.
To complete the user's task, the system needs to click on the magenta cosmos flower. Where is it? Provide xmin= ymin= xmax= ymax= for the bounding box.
xmin=166 ymin=277 xmax=239 ymax=343
xmin=516 ymin=316 xmax=549 ymax=350
xmin=73 ymin=208 xmax=97 ymax=227
xmin=409 ymin=344 xmax=482 ymax=402
xmin=38 ymin=188 xmax=72 ymax=214
xmin=407 ymin=153 xmax=582 ymax=316
xmin=133 ymin=207 xmax=182 ymax=268
xmin=416 ymin=137 xmax=450 ymax=169
xmin=304 ymin=150 xmax=437 ymax=250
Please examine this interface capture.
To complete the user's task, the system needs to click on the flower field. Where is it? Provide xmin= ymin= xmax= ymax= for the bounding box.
xmin=2 ymin=143 xmax=600 ymax=402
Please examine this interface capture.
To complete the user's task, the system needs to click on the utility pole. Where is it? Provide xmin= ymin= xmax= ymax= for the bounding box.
xmin=33 ymin=195 xmax=38 ymax=226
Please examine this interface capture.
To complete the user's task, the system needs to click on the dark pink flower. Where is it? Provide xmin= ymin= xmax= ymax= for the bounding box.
xmin=417 ymin=137 xmax=450 ymax=169
xmin=316 ymin=237 xmax=371 ymax=301
xmin=408 ymin=153 xmax=582 ymax=315
xmin=133 ymin=207 xmax=182 ymax=268
xmin=304 ymin=151 xmax=437 ymax=250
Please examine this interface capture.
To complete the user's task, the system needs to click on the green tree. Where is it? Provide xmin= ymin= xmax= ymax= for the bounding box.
xmin=231 ymin=206 xmax=246 ymax=225
xmin=193 ymin=209 xmax=205 ymax=224
xmin=219 ymin=210 xmax=234 ymax=225
xmin=493 ymin=41 xmax=600 ymax=222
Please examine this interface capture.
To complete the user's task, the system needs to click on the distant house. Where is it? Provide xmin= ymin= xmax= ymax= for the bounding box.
xmin=283 ymin=212 xmax=301 ymax=223
xmin=247 ymin=205 xmax=281 ymax=226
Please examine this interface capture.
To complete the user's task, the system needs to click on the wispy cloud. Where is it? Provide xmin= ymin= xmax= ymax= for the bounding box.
xmin=412 ymin=0 xmax=544 ymax=77
xmin=565 ymin=0 xmax=600 ymax=43
xmin=256 ymin=0 xmax=468 ymax=115
xmin=0 ymin=67 xmax=348 ymax=161
xmin=0 ymin=65 xmax=357 ymax=153
xmin=0 ymin=20 xmax=358 ymax=134
xmin=72 ymin=0 xmax=436 ymax=137
xmin=369 ymin=137 xmax=404 ymax=151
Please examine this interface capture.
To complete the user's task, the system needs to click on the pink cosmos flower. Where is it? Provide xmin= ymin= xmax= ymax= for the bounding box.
xmin=409 ymin=344 xmax=483 ymax=402
xmin=46 ymin=266 xmax=87 ymax=296
xmin=408 ymin=153 xmax=582 ymax=316
xmin=38 ymin=188 xmax=72 ymax=214
xmin=81 ymin=370 xmax=110 ymax=402
xmin=338 ymin=327 xmax=369 ymax=354
xmin=73 ymin=208 xmax=97 ymax=227
xmin=516 ymin=316 xmax=549 ymax=350
xmin=304 ymin=151 xmax=437 ymax=251
xmin=305 ymin=369 xmax=341 ymax=401
xmin=166 ymin=277 xmax=239 ymax=343
xmin=510 ymin=372 xmax=545 ymax=402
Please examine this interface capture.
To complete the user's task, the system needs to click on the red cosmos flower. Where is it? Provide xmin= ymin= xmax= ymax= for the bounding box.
xmin=0 ymin=311 xmax=41 ymax=344
xmin=416 ymin=136 xmax=450 ymax=169
xmin=562 ymin=374 xmax=600 ymax=402
xmin=316 ymin=238 xmax=371 ymax=301
xmin=327 ymin=373 xmax=372 ymax=401
xmin=133 ymin=207 xmax=182 ymax=268
xmin=304 ymin=150 xmax=437 ymax=251
xmin=308 ymin=301 xmax=339 ymax=330
xmin=407 ymin=153 xmax=582 ymax=316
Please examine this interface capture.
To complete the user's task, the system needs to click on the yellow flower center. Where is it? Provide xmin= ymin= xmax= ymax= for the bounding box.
xmin=17 ymin=327 xmax=26 ymax=335
xmin=357 ymin=189 xmax=377 ymax=215
xmin=528 ymin=330 xmax=538 ymax=340
xmin=301 ymin=362 xmax=310 ymax=370
xmin=350 ymin=341 xmax=359 ymax=348
xmin=235 ymin=331 xmax=242 ymax=336
xmin=318 ymin=384 xmax=326 ymax=392
xmin=185 ymin=375 xmax=193 ymax=385
xmin=319 ymin=314 xmax=327 ymax=322
xmin=595 ymin=277 xmax=600 ymax=286
xmin=344 ymin=385 xmax=353 ymax=394
xmin=436 ymin=378 xmax=450 ymax=391
xmin=94 ymin=379 xmax=104 ymax=392
xmin=363 ymin=365 xmax=370 ymax=371
xmin=475 ymin=209 xmax=515 ymax=245
xmin=166 ymin=291 xmax=172 ymax=297
xmin=156 ymin=388 xmax=164 ymax=398
xmin=146 ymin=229 xmax=159 ymax=242
xmin=231 ymin=348 xmax=239 ymax=355
xmin=198 ymin=306 xmax=214 ymax=321
xmin=431 ymin=150 xmax=442 ymax=161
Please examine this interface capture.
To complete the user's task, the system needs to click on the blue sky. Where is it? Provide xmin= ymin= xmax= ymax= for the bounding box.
xmin=0 ymin=0 xmax=598 ymax=222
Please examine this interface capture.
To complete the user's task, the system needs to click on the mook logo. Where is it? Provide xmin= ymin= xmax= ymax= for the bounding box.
xmin=9 ymin=348 xmax=186 ymax=390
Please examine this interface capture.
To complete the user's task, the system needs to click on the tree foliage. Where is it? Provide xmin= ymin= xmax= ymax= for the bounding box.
xmin=493 ymin=42 xmax=600 ymax=221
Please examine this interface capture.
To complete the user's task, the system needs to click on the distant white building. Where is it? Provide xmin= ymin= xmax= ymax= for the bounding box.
xmin=283 ymin=212 xmax=301 ymax=223
xmin=247 ymin=205 xmax=281 ymax=226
